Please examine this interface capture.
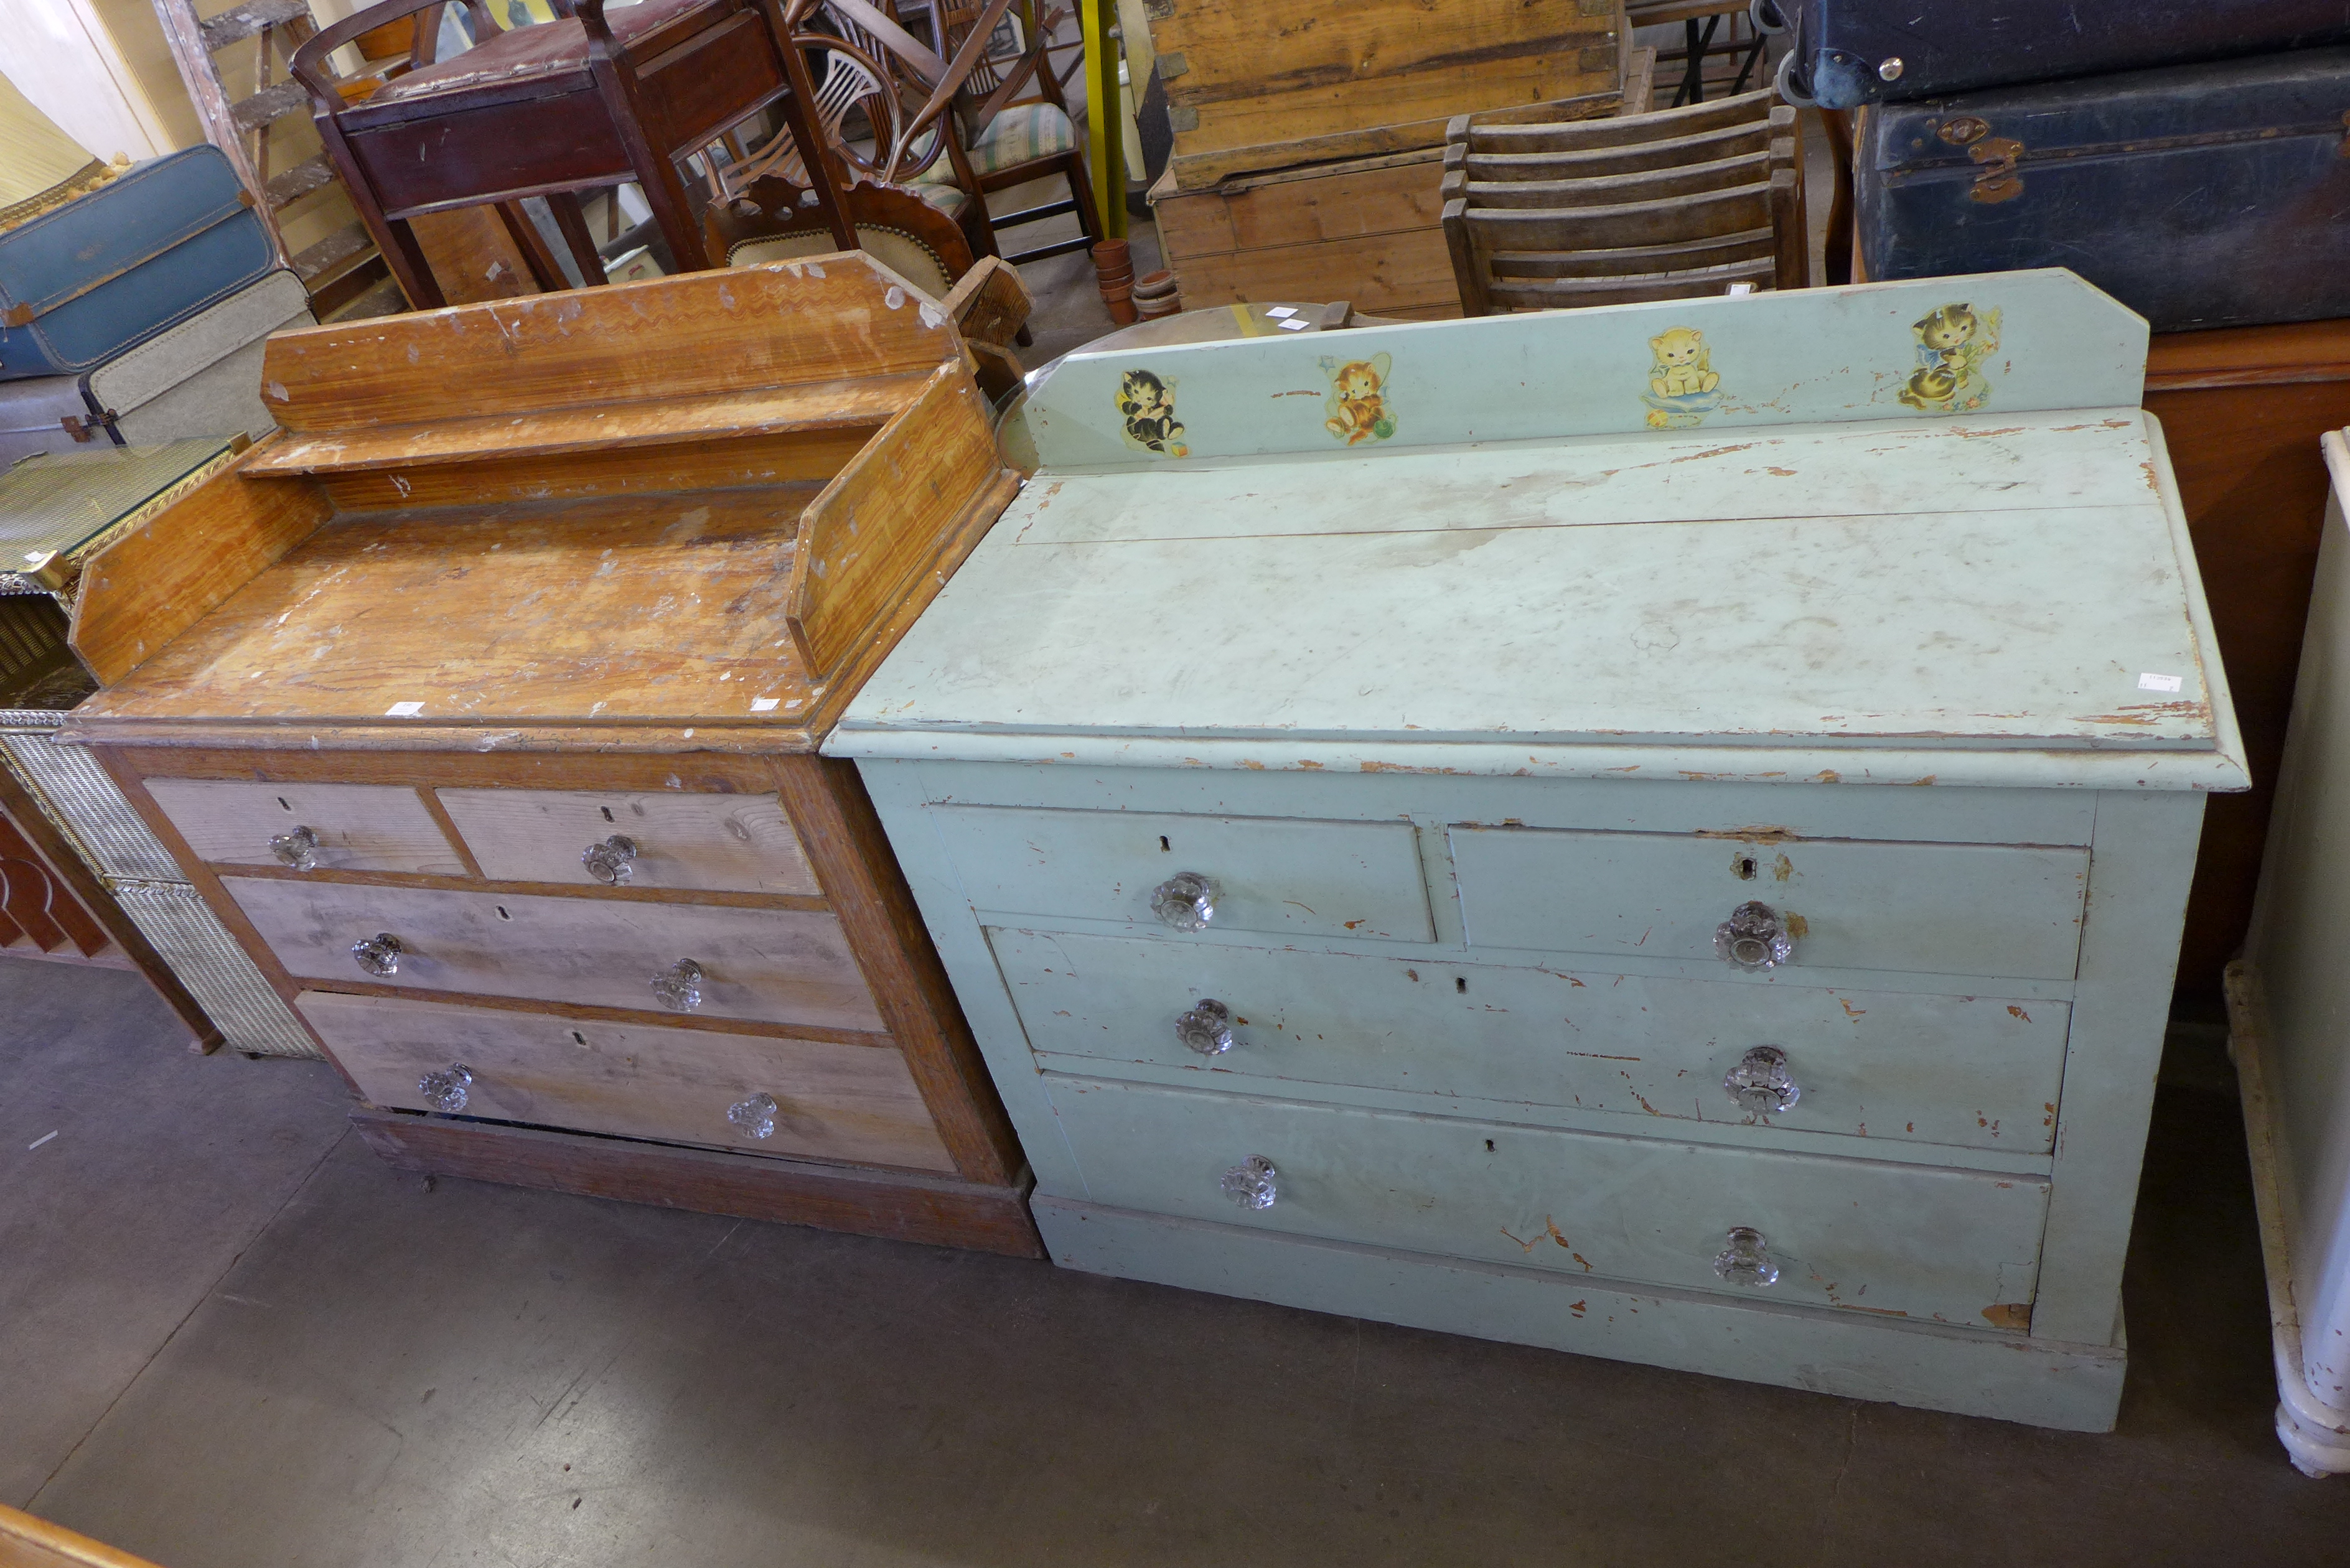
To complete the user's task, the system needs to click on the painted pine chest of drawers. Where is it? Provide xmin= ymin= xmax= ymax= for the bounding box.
xmin=61 ymin=259 xmax=1040 ymax=1256
xmin=828 ymin=271 xmax=2249 ymax=1426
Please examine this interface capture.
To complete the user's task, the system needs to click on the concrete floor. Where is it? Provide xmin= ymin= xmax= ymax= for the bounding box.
xmin=6 ymin=956 xmax=2350 ymax=1566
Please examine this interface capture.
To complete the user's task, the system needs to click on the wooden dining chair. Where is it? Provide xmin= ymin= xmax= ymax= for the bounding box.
xmin=1440 ymin=88 xmax=1805 ymax=315
xmin=816 ymin=0 xmax=1100 ymax=264
xmin=291 ymin=0 xmax=854 ymax=308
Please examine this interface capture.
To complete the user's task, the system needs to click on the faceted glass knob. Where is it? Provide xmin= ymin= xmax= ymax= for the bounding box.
xmin=1175 ymin=998 xmax=1235 ymax=1056
xmin=1151 ymin=871 xmax=1219 ymax=931
xmin=351 ymin=931 xmax=403 ymax=976
xmin=581 ymin=834 xmax=639 ymax=886
xmin=1713 ymin=1226 xmax=1780 ymax=1287
xmin=651 ymin=958 xmax=706 ymax=1012
xmin=270 ymin=824 xmax=319 ymax=871
xmin=728 ymin=1091 xmax=779 ymax=1139
xmin=1714 ymin=900 xmax=1794 ymax=971
xmin=418 ymin=1063 xmax=473 ymax=1113
xmin=1725 ymin=1045 xmax=1800 ymax=1115
xmin=1220 ymin=1154 xmax=1278 ymax=1209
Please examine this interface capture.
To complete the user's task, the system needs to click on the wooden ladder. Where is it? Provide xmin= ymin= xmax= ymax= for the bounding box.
xmin=147 ymin=0 xmax=395 ymax=317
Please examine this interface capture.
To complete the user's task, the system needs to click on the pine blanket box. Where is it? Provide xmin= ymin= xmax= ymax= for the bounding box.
xmin=62 ymin=258 xmax=1041 ymax=1257
xmin=829 ymin=269 xmax=2247 ymax=1426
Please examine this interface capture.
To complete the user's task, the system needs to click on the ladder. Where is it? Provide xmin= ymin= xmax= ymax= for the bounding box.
xmin=147 ymin=0 xmax=395 ymax=317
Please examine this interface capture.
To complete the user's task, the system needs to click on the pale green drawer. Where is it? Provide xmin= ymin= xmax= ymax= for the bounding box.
xmin=1450 ymin=826 xmax=2089 ymax=981
xmin=1044 ymin=1075 xmax=2049 ymax=1328
xmin=928 ymin=805 xmax=1435 ymax=941
xmin=992 ymin=928 xmax=2069 ymax=1154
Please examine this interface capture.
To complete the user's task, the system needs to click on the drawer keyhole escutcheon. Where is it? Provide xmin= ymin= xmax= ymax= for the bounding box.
xmin=1713 ymin=1226 xmax=1779 ymax=1287
xmin=651 ymin=958 xmax=706 ymax=1012
xmin=1151 ymin=870 xmax=1219 ymax=931
xmin=1725 ymin=1046 xmax=1800 ymax=1115
xmin=418 ymin=1063 xmax=473 ymax=1113
xmin=271 ymin=825 xmax=319 ymax=871
xmin=1714 ymin=900 xmax=1794 ymax=971
xmin=1175 ymin=999 xmax=1235 ymax=1056
xmin=1221 ymin=1154 xmax=1278 ymax=1209
xmin=350 ymin=932 xmax=403 ymax=976
xmin=582 ymin=834 xmax=639 ymax=885
xmin=728 ymin=1092 xmax=779 ymax=1139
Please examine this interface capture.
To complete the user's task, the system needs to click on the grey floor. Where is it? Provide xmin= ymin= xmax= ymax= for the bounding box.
xmin=6 ymin=955 xmax=2350 ymax=1566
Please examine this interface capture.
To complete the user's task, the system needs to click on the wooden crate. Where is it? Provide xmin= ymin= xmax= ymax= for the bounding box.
xmin=1150 ymin=152 xmax=1462 ymax=319
xmin=1153 ymin=0 xmax=1626 ymax=189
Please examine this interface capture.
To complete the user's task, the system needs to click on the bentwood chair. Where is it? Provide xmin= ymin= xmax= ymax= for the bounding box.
xmin=811 ymin=0 xmax=1100 ymax=264
xmin=292 ymin=0 xmax=853 ymax=307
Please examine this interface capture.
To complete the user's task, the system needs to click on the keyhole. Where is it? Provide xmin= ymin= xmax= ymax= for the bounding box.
xmin=1455 ymin=976 xmax=1468 ymax=994
xmin=1734 ymin=854 xmax=1758 ymax=880
xmin=571 ymin=1030 xmax=586 ymax=1045
xmin=601 ymin=806 xmax=615 ymax=823
xmin=277 ymin=796 xmax=291 ymax=811
xmin=1484 ymin=1139 xmax=1496 ymax=1152
xmin=496 ymin=906 xmax=510 ymax=920
xmin=1159 ymin=835 xmax=1171 ymax=852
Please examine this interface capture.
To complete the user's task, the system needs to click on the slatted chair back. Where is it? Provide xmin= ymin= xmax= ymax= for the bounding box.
xmin=1441 ymin=89 xmax=1805 ymax=315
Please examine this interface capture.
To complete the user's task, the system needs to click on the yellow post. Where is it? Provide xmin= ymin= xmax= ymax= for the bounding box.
xmin=1081 ymin=0 xmax=1128 ymax=240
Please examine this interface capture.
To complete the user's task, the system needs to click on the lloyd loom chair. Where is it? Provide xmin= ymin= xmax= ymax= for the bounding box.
xmin=1441 ymin=88 xmax=1806 ymax=315
xmin=291 ymin=0 xmax=853 ymax=308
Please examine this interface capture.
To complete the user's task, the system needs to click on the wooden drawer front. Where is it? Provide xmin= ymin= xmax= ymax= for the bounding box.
xmin=1451 ymin=828 xmax=2089 ymax=981
xmin=299 ymin=991 xmax=951 ymax=1172
xmin=1047 ymin=1076 xmax=2049 ymax=1328
xmin=436 ymin=788 xmax=819 ymax=895
xmin=928 ymin=806 xmax=1434 ymax=942
xmin=992 ymin=931 xmax=2069 ymax=1154
xmin=227 ymin=879 xmax=883 ymax=1032
xmin=144 ymin=778 xmax=465 ymax=875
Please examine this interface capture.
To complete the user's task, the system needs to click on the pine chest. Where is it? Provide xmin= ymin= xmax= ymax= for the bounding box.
xmin=63 ymin=258 xmax=1040 ymax=1256
xmin=829 ymin=271 xmax=2247 ymax=1425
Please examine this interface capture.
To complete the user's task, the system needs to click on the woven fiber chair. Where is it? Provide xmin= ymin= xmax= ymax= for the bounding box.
xmin=293 ymin=0 xmax=853 ymax=308
xmin=1441 ymin=88 xmax=1805 ymax=315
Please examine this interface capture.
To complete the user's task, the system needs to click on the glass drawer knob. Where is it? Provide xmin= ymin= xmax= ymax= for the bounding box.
xmin=1714 ymin=900 xmax=1793 ymax=971
xmin=418 ymin=1063 xmax=473 ymax=1113
xmin=1725 ymin=1045 xmax=1800 ymax=1114
xmin=728 ymin=1091 xmax=779 ymax=1139
xmin=582 ymin=834 xmax=638 ymax=885
xmin=1878 ymin=55 xmax=1904 ymax=82
xmin=1713 ymin=1226 xmax=1780 ymax=1287
xmin=1151 ymin=870 xmax=1219 ymax=931
xmin=651 ymin=958 xmax=706 ymax=1012
xmin=1176 ymin=998 xmax=1235 ymax=1056
xmin=351 ymin=931 xmax=403 ymax=976
xmin=1220 ymin=1154 xmax=1278 ymax=1209
xmin=270 ymin=824 xmax=318 ymax=870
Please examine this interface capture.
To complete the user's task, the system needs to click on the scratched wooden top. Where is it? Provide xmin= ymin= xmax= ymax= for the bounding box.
xmin=833 ymin=390 xmax=2247 ymax=790
xmin=75 ymin=488 xmax=833 ymax=732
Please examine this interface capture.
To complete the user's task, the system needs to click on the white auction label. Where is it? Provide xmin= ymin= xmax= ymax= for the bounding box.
xmin=2137 ymin=673 xmax=2184 ymax=693
xmin=1263 ymin=306 xmax=1298 ymax=319
xmin=750 ymin=697 xmax=780 ymax=712
xmin=385 ymin=700 xmax=426 ymax=716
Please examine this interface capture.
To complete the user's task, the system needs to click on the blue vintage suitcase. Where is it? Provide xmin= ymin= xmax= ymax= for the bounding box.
xmin=1775 ymin=0 xmax=2350 ymax=110
xmin=0 ymin=146 xmax=276 ymax=382
xmin=1855 ymin=49 xmax=2350 ymax=332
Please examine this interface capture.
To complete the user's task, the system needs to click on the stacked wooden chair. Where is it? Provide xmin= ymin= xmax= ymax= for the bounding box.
xmin=1441 ymin=88 xmax=1806 ymax=315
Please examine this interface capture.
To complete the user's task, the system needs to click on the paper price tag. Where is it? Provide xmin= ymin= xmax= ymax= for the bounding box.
xmin=2137 ymin=673 xmax=2184 ymax=694
xmin=385 ymin=701 xmax=425 ymax=717
xmin=1263 ymin=306 xmax=1298 ymax=319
